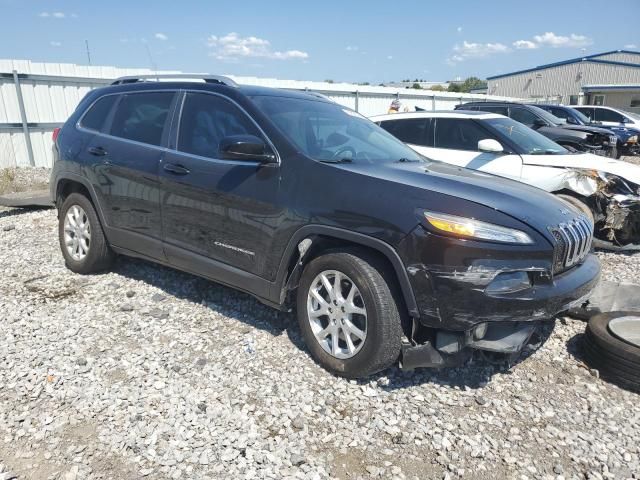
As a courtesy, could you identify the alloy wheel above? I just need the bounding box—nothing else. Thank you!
[63,205,91,261]
[306,270,368,359]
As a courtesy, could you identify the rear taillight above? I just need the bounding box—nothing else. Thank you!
[52,127,61,143]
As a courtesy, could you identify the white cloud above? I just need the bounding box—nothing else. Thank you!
[346,45,359,52]
[155,33,168,41]
[533,32,592,48]
[457,26,462,33]
[387,55,393,60]
[206,32,308,61]
[50,41,62,47]
[447,40,509,64]
[624,44,638,49]
[39,11,67,18]
[513,40,538,50]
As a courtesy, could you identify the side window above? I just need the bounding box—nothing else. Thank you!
[109,92,175,146]
[510,108,539,127]
[379,119,431,146]
[594,108,624,123]
[478,105,508,116]
[434,118,491,151]
[80,95,118,132]
[178,92,263,159]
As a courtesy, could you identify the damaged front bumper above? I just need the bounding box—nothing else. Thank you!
[397,229,600,370]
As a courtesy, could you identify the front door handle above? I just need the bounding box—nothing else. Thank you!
[163,163,190,175]
[88,146,108,156]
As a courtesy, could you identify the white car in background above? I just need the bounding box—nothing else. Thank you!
[372,111,640,249]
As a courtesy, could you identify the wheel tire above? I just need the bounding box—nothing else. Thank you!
[583,312,640,392]
[296,249,403,378]
[556,194,595,224]
[58,192,115,274]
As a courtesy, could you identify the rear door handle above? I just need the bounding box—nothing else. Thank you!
[163,163,190,175]
[88,146,108,156]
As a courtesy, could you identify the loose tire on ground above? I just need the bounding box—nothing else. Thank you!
[556,194,595,225]
[583,311,640,392]
[296,249,403,378]
[58,192,115,274]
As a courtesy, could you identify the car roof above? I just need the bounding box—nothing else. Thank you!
[88,81,334,104]
[370,110,504,121]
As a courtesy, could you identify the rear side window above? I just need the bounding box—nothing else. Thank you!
[109,92,175,146]
[594,108,624,123]
[178,92,263,159]
[80,95,117,132]
[434,118,490,151]
[379,118,433,146]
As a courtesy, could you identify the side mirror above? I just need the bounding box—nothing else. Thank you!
[533,118,547,128]
[219,135,277,163]
[478,139,504,153]
[622,117,632,124]
[566,117,578,125]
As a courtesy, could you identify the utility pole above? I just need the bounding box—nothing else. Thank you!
[85,40,92,65]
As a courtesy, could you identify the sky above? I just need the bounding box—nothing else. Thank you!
[1,0,639,84]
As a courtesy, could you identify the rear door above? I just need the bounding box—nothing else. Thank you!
[426,118,522,179]
[90,90,177,259]
[159,91,281,280]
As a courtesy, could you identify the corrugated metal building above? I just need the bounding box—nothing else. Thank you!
[1,59,522,168]
[486,50,640,109]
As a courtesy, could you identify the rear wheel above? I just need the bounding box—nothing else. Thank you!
[58,193,114,274]
[556,194,595,224]
[296,250,403,378]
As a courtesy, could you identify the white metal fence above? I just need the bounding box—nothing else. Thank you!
[0,59,524,168]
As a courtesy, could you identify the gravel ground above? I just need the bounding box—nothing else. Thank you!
[1,210,639,480]
[0,165,639,480]
[0,168,50,196]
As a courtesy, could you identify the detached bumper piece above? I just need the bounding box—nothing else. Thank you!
[400,322,538,370]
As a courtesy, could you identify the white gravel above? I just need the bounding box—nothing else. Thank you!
[1,164,640,480]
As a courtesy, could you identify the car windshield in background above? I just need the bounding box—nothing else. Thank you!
[531,105,566,125]
[571,108,591,124]
[621,110,640,121]
[250,96,424,164]
[486,117,568,155]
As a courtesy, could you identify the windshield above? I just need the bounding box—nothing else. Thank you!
[250,95,423,163]
[620,109,640,121]
[570,108,591,124]
[530,105,566,125]
[486,117,568,155]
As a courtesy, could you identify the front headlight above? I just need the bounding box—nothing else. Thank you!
[627,135,638,144]
[423,211,534,244]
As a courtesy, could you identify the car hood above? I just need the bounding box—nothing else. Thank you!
[561,124,617,136]
[342,160,582,235]
[521,152,640,185]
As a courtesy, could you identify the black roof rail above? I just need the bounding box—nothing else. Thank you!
[110,74,239,87]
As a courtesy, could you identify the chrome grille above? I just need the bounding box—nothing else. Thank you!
[550,216,593,273]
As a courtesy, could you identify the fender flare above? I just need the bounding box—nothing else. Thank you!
[273,225,419,318]
[52,172,109,227]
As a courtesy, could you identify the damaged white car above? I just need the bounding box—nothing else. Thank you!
[373,111,640,249]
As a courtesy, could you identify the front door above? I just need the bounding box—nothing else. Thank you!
[415,118,523,180]
[159,91,282,280]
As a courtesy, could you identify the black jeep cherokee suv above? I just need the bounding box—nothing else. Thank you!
[50,75,600,378]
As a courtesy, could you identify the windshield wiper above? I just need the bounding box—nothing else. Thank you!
[319,158,353,164]
[529,149,562,155]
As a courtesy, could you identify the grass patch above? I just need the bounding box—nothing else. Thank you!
[0,168,17,195]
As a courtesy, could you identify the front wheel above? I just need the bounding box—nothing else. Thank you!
[296,250,403,378]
